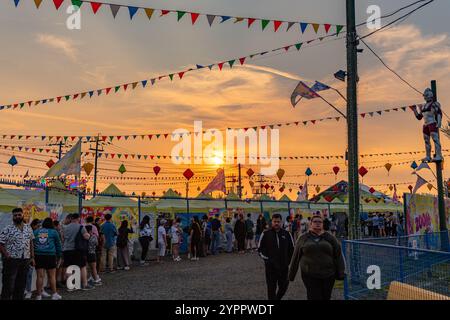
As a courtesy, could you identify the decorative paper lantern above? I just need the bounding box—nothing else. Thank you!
[333,166,340,175]
[118,164,126,174]
[389,185,394,191]
[276,168,285,181]
[279,187,285,193]
[358,166,368,177]
[153,166,161,176]
[315,186,321,193]
[289,188,292,193]
[46,159,55,168]
[427,183,433,191]
[197,186,201,191]
[246,168,254,178]
[305,168,313,177]
[141,192,146,197]
[8,156,18,167]
[325,195,333,202]
[183,169,194,180]
[408,185,413,193]
[384,163,392,175]
[249,181,255,188]
[264,184,270,190]
[369,187,375,194]
[411,161,418,170]
[83,162,94,176]
[152,191,156,196]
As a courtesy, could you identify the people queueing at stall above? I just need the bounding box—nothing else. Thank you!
[1,208,354,300]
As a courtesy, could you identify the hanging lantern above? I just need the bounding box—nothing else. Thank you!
[411,161,418,170]
[197,186,201,191]
[118,164,126,174]
[153,166,161,176]
[289,188,292,193]
[152,191,156,196]
[264,184,270,190]
[389,185,394,191]
[305,167,313,177]
[408,185,413,193]
[249,181,255,188]
[358,166,368,178]
[141,192,146,197]
[246,168,254,178]
[369,187,375,194]
[279,187,285,193]
[46,159,55,168]
[333,166,340,175]
[8,156,18,167]
[276,168,285,181]
[183,169,194,180]
[384,163,392,175]
[427,183,433,191]
[83,162,94,176]
[315,186,321,193]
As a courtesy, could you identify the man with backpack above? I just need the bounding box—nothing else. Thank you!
[61,213,93,291]
[244,214,255,251]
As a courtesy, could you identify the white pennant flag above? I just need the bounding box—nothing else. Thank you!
[415,162,431,172]
[296,181,308,201]
[412,174,427,194]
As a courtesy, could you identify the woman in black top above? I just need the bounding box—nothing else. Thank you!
[289,215,345,300]
[234,214,247,253]
[190,216,202,261]
[116,220,133,270]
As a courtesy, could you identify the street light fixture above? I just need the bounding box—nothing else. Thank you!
[334,70,347,82]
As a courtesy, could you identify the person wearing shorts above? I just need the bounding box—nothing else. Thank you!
[157,220,167,263]
[33,217,62,300]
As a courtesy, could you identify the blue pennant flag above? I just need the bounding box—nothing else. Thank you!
[89,91,94,97]
[142,80,148,88]
[196,64,205,69]
[128,6,139,20]
[300,23,308,34]
[220,16,231,23]
[311,81,331,92]
[14,0,20,7]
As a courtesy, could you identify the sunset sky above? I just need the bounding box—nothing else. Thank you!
[0,0,449,198]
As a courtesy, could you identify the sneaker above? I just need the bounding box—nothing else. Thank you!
[24,291,32,299]
[93,278,102,286]
[41,290,51,298]
[51,293,62,300]
[35,295,42,300]
[187,253,191,259]
[81,284,95,291]
[124,266,130,271]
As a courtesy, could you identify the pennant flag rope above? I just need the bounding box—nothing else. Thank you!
[0,31,346,112]
[11,0,343,35]
[0,103,424,142]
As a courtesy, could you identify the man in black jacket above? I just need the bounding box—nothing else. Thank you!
[257,213,294,300]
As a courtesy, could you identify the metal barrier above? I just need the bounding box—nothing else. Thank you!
[343,239,450,300]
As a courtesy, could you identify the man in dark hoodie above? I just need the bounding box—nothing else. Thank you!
[258,213,294,300]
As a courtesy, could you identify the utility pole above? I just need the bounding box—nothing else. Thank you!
[346,0,360,240]
[92,134,100,197]
[431,80,449,251]
[237,163,242,199]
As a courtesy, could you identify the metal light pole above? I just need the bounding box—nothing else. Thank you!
[346,0,360,240]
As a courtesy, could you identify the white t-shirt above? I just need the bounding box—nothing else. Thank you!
[139,224,152,238]
[171,225,179,244]
[158,226,166,244]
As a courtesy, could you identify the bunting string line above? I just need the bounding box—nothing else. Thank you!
[11,0,344,34]
[0,104,423,141]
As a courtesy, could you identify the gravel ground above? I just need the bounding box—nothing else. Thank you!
[63,251,343,300]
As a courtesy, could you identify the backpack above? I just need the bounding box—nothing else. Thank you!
[75,225,89,253]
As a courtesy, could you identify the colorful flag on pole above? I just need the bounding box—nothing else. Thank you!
[201,168,226,194]
[44,140,81,177]
[415,162,431,172]
[311,81,331,92]
[290,81,320,107]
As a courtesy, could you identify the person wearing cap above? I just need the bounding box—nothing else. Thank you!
[289,215,345,300]
[157,219,167,263]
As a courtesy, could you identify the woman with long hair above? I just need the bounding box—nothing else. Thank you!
[116,220,133,270]
[33,218,62,300]
[190,216,202,261]
[138,215,153,266]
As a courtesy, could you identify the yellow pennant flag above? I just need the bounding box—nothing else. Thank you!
[34,0,43,9]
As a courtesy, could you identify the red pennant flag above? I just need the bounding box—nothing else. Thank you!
[73,94,79,99]
[57,97,62,103]
[274,21,282,32]
[191,13,200,25]
[178,72,185,79]
[324,24,331,33]
[53,0,64,10]
[90,2,102,14]
[248,18,256,28]
[123,84,128,91]
[161,10,170,16]
[164,134,169,139]
[239,57,246,65]
[218,62,224,70]
[148,135,153,140]
[361,113,366,118]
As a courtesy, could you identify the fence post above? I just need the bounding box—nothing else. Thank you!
[45,186,49,206]
[342,240,349,300]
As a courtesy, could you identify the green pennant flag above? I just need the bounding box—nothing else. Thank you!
[118,154,122,159]
[109,136,114,141]
[65,95,70,101]
[71,0,82,8]
[177,11,186,21]
[64,136,68,142]
[261,19,270,31]
[228,60,235,68]
[295,43,303,50]
[115,86,120,92]
[20,103,24,108]
[156,134,161,139]
[39,149,43,153]
[169,74,174,81]
[157,156,161,159]
[336,25,344,36]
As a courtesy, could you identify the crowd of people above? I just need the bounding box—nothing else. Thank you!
[361,212,404,237]
[0,208,370,301]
